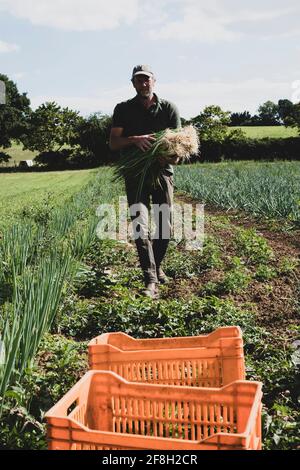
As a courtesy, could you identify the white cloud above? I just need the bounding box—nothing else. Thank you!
[148,0,299,43]
[0,0,298,40]
[31,78,294,119]
[31,84,133,116]
[148,1,239,43]
[157,78,294,116]
[0,39,19,53]
[0,0,139,31]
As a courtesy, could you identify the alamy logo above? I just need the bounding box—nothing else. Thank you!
[96,197,205,251]
[0,80,5,105]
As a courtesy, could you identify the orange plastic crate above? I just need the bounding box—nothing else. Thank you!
[45,371,262,450]
[88,327,245,387]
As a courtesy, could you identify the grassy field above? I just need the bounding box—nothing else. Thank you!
[230,126,299,139]
[0,169,97,227]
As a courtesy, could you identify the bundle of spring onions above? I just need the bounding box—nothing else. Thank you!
[113,125,200,201]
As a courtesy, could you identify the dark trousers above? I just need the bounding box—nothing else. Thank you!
[125,173,174,284]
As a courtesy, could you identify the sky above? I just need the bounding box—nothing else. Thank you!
[0,0,300,119]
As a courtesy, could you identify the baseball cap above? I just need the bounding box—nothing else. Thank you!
[131,64,154,80]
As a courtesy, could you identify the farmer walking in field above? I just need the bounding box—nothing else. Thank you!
[109,65,181,299]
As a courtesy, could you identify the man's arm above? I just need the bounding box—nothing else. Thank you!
[109,127,135,151]
[109,127,156,152]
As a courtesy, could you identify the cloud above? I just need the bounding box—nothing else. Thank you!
[0,0,139,31]
[157,78,294,116]
[148,1,240,43]
[147,0,299,43]
[0,39,19,53]
[31,78,294,119]
[1,0,298,41]
[30,84,133,116]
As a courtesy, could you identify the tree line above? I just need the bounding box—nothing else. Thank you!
[1,74,300,168]
[229,100,300,127]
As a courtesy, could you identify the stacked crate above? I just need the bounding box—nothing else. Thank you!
[45,327,262,450]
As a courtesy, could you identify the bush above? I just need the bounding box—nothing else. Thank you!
[34,150,71,169]
[196,137,300,162]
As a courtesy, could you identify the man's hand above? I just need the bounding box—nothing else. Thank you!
[133,134,156,152]
[157,155,180,167]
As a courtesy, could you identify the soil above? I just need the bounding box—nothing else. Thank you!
[172,192,300,339]
[108,191,299,341]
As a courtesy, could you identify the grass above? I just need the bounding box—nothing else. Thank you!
[0,169,97,227]
[0,168,123,421]
[230,126,299,139]
[0,142,37,166]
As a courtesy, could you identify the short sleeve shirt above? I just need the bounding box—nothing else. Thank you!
[112,94,181,175]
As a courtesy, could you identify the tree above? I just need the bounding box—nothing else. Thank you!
[0,151,10,164]
[250,114,263,126]
[257,101,280,126]
[283,102,300,132]
[71,112,112,164]
[277,99,300,130]
[22,102,83,152]
[0,74,31,148]
[230,111,252,126]
[191,105,231,142]
[277,99,295,124]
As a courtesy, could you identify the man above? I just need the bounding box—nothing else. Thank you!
[109,65,181,299]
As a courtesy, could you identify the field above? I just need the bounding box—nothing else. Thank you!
[230,126,299,139]
[175,161,300,224]
[0,163,299,450]
[0,169,97,227]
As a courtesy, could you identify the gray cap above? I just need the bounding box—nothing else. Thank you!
[131,64,154,79]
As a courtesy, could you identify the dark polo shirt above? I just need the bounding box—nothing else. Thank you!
[112,93,181,175]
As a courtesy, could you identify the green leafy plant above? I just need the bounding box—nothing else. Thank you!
[263,401,300,450]
[234,228,274,264]
[201,257,251,295]
[162,244,197,279]
[196,236,223,271]
[0,252,71,411]
[0,334,87,450]
[220,257,251,293]
[277,256,299,275]
[255,264,277,281]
